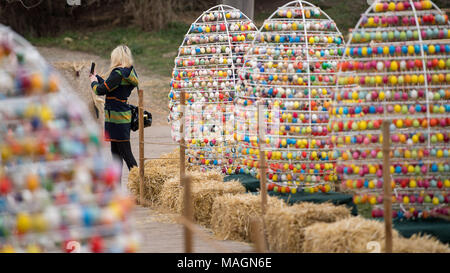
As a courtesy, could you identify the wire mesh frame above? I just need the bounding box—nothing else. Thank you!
[168,4,257,172]
[330,0,450,217]
[235,0,344,189]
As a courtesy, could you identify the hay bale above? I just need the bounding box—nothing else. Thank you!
[302,216,400,253]
[188,180,245,227]
[127,149,185,205]
[393,234,450,253]
[157,169,229,217]
[158,176,183,211]
[211,193,286,242]
[265,202,351,253]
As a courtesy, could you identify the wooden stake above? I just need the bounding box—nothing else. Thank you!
[382,120,393,253]
[138,89,145,206]
[183,175,193,253]
[257,103,267,215]
[180,87,186,186]
[250,217,267,253]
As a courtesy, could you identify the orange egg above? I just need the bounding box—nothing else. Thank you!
[27,174,40,191]
[48,75,59,92]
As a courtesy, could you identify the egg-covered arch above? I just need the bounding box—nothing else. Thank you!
[168,5,257,173]
[330,0,450,219]
[235,0,344,194]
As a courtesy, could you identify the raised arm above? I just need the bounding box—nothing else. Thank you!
[91,70,121,96]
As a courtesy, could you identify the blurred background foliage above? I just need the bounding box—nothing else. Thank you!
[1,0,449,77]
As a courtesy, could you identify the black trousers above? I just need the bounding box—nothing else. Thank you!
[111,141,138,171]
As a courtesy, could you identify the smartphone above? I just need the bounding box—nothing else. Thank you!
[90,62,96,75]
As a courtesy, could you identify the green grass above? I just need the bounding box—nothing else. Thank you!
[28,22,189,77]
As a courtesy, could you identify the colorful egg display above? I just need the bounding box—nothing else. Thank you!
[236,1,344,193]
[0,25,139,252]
[168,5,256,173]
[331,0,450,219]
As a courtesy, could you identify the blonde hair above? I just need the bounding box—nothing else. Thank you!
[109,45,133,73]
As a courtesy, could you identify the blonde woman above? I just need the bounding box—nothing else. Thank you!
[89,45,139,172]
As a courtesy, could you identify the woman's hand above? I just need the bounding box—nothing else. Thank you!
[89,73,97,83]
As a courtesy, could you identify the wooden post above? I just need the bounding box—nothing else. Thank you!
[138,89,145,206]
[257,103,267,214]
[180,88,186,186]
[250,217,267,253]
[183,176,193,253]
[382,121,393,253]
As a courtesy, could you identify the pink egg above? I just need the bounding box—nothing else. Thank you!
[402,16,409,25]
[377,180,383,188]
[414,1,422,10]
[376,169,383,177]
[377,195,383,203]
[421,165,428,174]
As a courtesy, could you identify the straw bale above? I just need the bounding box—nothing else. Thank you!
[393,234,450,253]
[210,193,286,242]
[302,216,400,253]
[265,202,351,252]
[127,148,199,205]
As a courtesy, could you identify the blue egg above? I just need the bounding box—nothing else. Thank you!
[355,106,362,114]
[351,136,357,143]
[401,46,408,54]
[435,44,441,53]
[82,207,95,226]
[415,104,422,112]
[364,180,369,188]
[445,44,450,53]
[431,164,438,172]
[397,211,404,219]
[377,47,383,54]
[414,44,420,54]
[395,166,402,173]
[423,44,428,53]
[369,106,376,113]
[367,47,373,55]
[389,45,395,55]
[343,107,349,115]
[357,47,362,56]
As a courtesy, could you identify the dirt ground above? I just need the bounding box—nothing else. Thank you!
[38,47,253,253]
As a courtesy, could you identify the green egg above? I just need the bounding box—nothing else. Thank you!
[375,32,382,41]
[400,31,407,40]
[388,31,394,40]
[401,105,408,114]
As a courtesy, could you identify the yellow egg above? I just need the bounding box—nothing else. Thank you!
[17,213,32,234]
